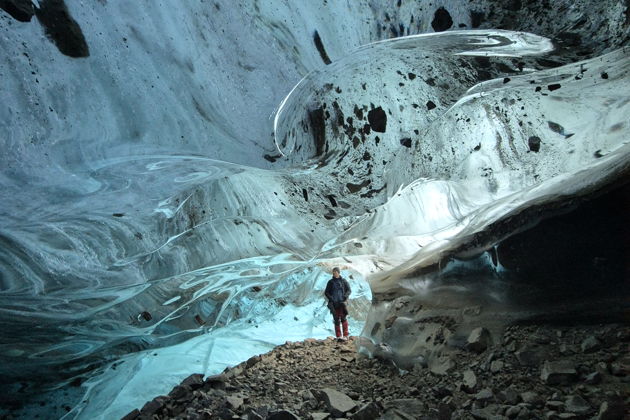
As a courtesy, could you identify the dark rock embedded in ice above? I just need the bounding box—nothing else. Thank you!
[431,7,453,32]
[367,106,387,133]
[35,0,89,57]
[0,0,34,21]
[528,135,541,152]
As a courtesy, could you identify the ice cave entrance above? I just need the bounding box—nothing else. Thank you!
[66,266,372,419]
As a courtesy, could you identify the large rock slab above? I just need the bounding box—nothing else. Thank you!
[467,328,492,353]
[541,360,578,385]
[313,388,357,417]
[351,402,381,420]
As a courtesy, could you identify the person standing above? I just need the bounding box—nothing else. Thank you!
[325,267,351,340]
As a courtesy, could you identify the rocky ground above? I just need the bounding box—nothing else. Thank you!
[122,323,629,420]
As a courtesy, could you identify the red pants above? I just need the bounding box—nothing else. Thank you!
[333,305,349,338]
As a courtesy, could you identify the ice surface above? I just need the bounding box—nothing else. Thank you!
[0,0,629,418]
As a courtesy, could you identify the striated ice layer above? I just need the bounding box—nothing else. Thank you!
[0,0,629,418]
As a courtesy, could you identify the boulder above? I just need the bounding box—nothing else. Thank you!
[467,328,492,353]
[120,409,140,420]
[437,401,455,420]
[313,388,357,417]
[226,395,244,411]
[520,391,543,407]
[505,406,521,419]
[498,388,520,405]
[564,395,590,415]
[247,409,265,420]
[205,374,227,390]
[490,360,504,373]
[545,400,564,410]
[0,0,35,22]
[475,388,494,404]
[268,410,300,420]
[429,355,455,375]
[351,402,381,420]
[597,397,626,420]
[310,413,329,420]
[462,369,478,393]
[140,396,166,416]
[516,345,549,367]
[541,360,578,385]
[168,385,193,403]
[584,371,602,384]
[471,405,503,420]
[181,373,205,389]
[580,336,601,353]
[609,355,629,376]
[383,399,426,416]
[381,408,416,420]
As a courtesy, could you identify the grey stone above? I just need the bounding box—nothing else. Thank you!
[520,391,543,407]
[581,336,601,353]
[564,395,590,414]
[546,400,564,410]
[429,355,455,375]
[505,406,521,418]
[226,395,244,410]
[498,387,520,405]
[351,402,381,420]
[541,360,578,385]
[470,405,502,420]
[609,355,629,376]
[381,408,416,420]
[516,406,531,420]
[475,388,494,403]
[205,373,227,389]
[490,360,504,373]
[168,385,193,402]
[462,369,478,393]
[467,328,492,353]
[584,371,602,384]
[597,397,626,420]
[247,409,265,420]
[310,413,330,420]
[383,399,426,415]
[313,388,357,417]
[120,409,140,420]
[268,410,300,420]
[437,402,454,420]
[516,345,549,367]
[181,373,205,389]
[140,396,166,416]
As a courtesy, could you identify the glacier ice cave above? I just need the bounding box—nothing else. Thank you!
[0,0,629,418]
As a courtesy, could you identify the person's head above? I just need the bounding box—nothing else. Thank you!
[332,267,340,278]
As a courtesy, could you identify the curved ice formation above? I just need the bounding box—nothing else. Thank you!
[1,0,629,418]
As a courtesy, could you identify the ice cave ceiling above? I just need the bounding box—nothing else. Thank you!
[0,0,629,418]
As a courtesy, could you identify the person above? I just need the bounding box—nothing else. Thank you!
[324,267,351,340]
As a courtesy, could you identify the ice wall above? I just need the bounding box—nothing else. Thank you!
[0,0,629,418]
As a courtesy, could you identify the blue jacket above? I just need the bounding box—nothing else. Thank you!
[325,276,351,303]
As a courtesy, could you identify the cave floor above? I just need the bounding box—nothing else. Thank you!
[122,322,629,420]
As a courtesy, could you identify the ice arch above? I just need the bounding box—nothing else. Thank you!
[0,0,629,418]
